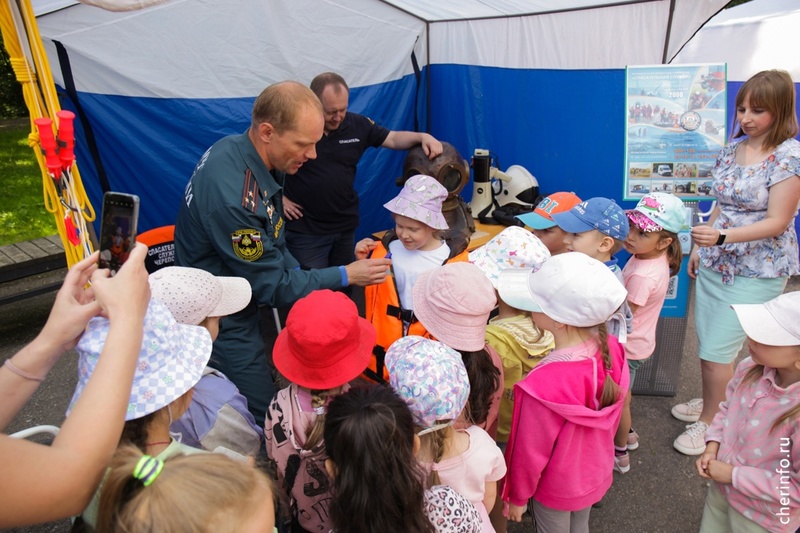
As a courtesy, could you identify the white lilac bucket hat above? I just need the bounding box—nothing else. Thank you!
[386,336,470,435]
[383,174,449,230]
[67,298,213,420]
[149,266,252,325]
[469,226,550,288]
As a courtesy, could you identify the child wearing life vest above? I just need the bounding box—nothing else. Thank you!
[387,336,506,532]
[358,174,468,382]
[265,289,375,533]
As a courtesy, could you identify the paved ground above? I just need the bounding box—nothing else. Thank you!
[2,278,797,533]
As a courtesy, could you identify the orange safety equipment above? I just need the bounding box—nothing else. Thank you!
[363,230,469,383]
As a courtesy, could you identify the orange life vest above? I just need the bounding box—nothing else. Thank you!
[363,231,469,383]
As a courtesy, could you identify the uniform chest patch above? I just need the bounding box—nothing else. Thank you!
[231,229,263,261]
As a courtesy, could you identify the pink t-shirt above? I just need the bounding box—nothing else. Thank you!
[622,253,670,360]
[422,426,507,532]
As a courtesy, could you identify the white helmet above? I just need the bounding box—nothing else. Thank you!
[492,165,539,209]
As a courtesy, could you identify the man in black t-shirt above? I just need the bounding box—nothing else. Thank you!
[283,72,443,269]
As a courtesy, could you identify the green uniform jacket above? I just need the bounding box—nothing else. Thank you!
[175,131,343,425]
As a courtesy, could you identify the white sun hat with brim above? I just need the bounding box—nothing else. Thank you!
[731,292,800,347]
[66,298,213,421]
[497,252,627,328]
[469,226,550,289]
[149,266,252,325]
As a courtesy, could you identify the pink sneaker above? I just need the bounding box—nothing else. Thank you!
[671,398,703,422]
[673,421,709,456]
[627,428,639,451]
[613,452,630,474]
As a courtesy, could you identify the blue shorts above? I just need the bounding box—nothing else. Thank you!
[695,267,787,364]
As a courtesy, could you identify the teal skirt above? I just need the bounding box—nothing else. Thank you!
[695,267,787,363]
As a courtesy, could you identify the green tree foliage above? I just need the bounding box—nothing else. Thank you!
[0,44,28,119]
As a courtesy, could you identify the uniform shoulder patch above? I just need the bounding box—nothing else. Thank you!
[231,229,263,261]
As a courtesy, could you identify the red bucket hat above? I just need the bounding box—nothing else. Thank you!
[273,290,376,390]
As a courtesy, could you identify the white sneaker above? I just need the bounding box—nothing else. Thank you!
[673,421,709,456]
[671,398,703,422]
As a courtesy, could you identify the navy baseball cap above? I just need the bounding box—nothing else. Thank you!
[551,197,629,241]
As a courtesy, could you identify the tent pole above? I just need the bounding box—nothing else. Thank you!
[425,21,431,134]
[661,0,677,63]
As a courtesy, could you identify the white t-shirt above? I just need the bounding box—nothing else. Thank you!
[388,239,450,309]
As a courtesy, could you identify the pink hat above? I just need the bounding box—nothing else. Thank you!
[469,226,550,288]
[411,262,496,351]
[273,290,376,389]
[149,266,252,325]
[384,174,449,230]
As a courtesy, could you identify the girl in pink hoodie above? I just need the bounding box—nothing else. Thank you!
[497,253,630,532]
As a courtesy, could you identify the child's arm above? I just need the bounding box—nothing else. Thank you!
[628,301,640,314]
[354,238,377,260]
[508,502,527,522]
[483,480,497,516]
[696,441,720,478]
[718,429,800,507]
[705,459,734,484]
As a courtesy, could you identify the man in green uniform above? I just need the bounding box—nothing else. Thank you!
[174,81,390,425]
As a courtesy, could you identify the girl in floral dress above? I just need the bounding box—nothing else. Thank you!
[672,69,800,455]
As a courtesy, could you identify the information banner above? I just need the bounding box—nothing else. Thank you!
[624,64,727,201]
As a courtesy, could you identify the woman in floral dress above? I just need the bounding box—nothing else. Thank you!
[672,70,800,456]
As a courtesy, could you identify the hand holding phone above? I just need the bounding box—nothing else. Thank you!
[98,192,140,275]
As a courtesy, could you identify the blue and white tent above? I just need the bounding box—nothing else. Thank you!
[30,0,730,236]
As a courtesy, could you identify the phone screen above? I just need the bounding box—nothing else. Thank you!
[98,192,140,274]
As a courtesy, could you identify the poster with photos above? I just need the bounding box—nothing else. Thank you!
[624,63,726,201]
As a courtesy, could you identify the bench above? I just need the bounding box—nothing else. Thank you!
[0,235,67,306]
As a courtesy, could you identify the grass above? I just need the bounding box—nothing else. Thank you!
[0,120,58,245]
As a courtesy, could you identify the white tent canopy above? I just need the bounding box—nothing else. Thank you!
[672,0,800,82]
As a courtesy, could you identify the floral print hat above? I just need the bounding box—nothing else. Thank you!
[67,298,212,421]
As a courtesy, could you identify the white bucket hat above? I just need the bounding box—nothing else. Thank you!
[149,266,252,325]
[469,226,550,288]
[67,298,213,421]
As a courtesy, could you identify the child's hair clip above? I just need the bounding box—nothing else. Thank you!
[133,455,165,487]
